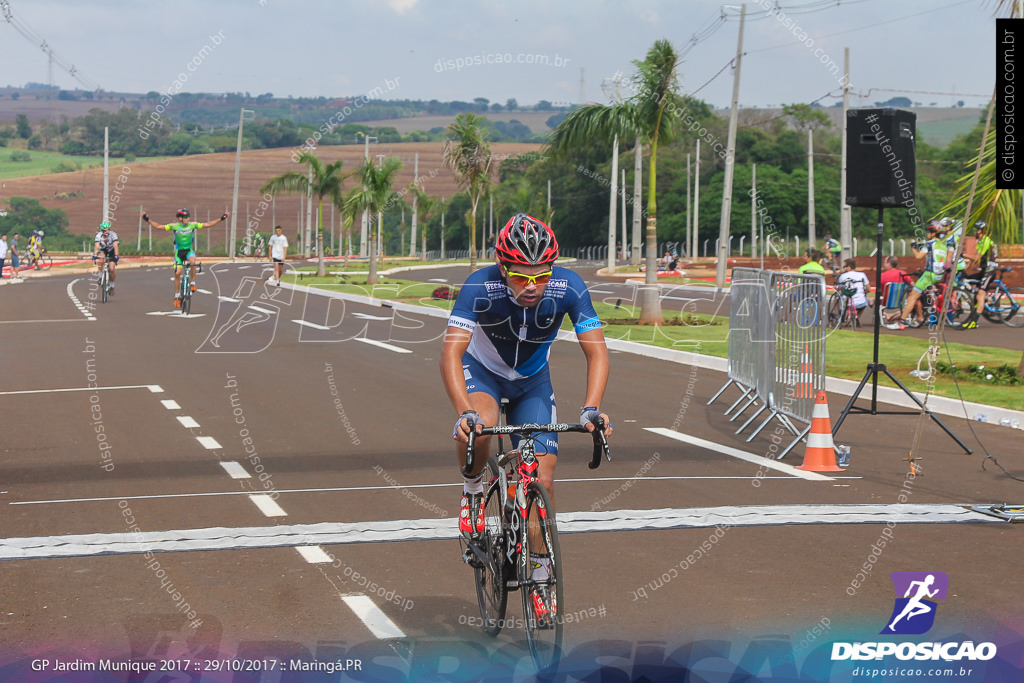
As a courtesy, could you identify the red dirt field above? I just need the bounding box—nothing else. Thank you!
[0,142,544,247]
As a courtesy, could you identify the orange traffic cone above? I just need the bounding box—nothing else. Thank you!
[796,390,843,472]
[795,344,814,399]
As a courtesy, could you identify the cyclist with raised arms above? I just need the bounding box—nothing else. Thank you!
[440,212,613,620]
[93,222,119,294]
[142,208,229,308]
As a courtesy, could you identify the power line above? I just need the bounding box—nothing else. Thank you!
[1,0,100,91]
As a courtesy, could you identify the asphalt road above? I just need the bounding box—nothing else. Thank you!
[1,261,1022,682]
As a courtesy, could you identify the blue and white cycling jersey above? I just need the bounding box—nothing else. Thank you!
[447,264,602,381]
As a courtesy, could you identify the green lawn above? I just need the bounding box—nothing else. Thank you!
[0,150,165,180]
[294,276,1024,411]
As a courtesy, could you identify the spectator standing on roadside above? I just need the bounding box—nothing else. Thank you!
[798,248,825,275]
[9,234,20,279]
[0,234,7,279]
[268,225,288,286]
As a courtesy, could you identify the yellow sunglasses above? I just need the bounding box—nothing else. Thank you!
[504,267,553,286]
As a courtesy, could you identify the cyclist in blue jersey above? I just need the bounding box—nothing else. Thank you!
[142,208,229,308]
[441,213,613,612]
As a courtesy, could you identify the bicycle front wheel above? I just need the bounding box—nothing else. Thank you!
[945,287,975,329]
[39,252,52,270]
[101,268,109,303]
[473,457,508,637]
[993,286,1024,327]
[520,482,563,674]
[826,293,847,330]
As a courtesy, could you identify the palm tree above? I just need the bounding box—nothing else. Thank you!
[260,150,344,277]
[344,156,404,285]
[940,127,1021,245]
[443,113,491,270]
[548,39,683,324]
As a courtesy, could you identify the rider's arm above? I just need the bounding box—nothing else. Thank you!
[577,328,613,435]
[141,212,166,230]
[201,213,229,229]
[440,326,474,416]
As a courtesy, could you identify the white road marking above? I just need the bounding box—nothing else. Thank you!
[177,416,200,429]
[0,385,162,396]
[296,546,333,564]
[218,297,241,303]
[646,428,834,481]
[249,494,288,517]
[341,594,406,639]
[148,385,164,393]
[196,436,221,450]
[0,318,92,324]
[161,400,181,410]
[248,305,276,315]
[219,462,251,479]
[351,312,392,320]
[292,320,331,330]
[0,505,995,560]
[355,338,412,354]
[197,288,213,295]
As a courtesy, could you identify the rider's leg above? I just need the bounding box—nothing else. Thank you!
[188,254,197,285]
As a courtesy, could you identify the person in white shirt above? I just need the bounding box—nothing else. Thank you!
[0,234,8,279]
[268,225,288,286]
[837,258,871,325]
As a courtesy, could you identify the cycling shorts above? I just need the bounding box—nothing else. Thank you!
[462,353,559,456]
[97,249,118,263]
[174,248,195,266]
[913,270,942,293]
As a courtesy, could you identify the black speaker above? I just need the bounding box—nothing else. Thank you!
[845,108,916,208]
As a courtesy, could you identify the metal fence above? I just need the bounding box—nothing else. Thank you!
[709,268,826,460]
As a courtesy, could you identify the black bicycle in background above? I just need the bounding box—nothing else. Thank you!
[461,400,611,674]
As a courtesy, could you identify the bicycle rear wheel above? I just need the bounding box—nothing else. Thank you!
[473,457,508,636]
[521,482,563,674]
[993,286,1024,327]
[826,293,843,329]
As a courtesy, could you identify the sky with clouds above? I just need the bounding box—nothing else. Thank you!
[0,0,999,109]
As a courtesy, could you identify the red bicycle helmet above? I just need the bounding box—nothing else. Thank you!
[495,213,558,266]
[176,208,191,220]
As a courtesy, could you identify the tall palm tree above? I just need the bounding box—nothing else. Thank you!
[549,39,683,324]
[260,150,344,277]
[443,113,491,270]
[344,156,404,285]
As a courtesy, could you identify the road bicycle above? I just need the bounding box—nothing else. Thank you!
[827,279,861,330]
[178,261,201,315]
[96,255,113,303]
[461,400,611,674]
[26,247,52,270]
[959,267,1024,328]
[884,270,973,330]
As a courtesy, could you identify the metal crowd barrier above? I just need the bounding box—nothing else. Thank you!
[709,268,827,460]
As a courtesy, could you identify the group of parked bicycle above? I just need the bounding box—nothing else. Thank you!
[799,220,1021,331]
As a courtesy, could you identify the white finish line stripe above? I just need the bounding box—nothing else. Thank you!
[161,400,181,410]
[249,494,288,517]
[219,462,251,479]
[292,319,330,330]
[646,427,834,481]
[296,546,333,564]
[355,338,412,354]
[177,416,200,429]
[0,505,995,561]
[342,594,406,639]
[196,436,221,450]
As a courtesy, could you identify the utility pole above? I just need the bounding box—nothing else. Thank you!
[230,108,254,260]
[808,128,816,249]
[840,47,852,262]
[716,3,745,287]
[686,152,692,258]
[632,138,642,265]
[410,153,419,258]
[750,163,757,259]
[693,138,701,259]
[607,74,621,273]
[621,168,627,261]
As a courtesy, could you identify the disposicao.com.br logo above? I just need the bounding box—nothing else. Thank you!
[831,571,998,663]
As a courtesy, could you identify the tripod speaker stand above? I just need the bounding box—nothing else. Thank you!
[832,108,970,454]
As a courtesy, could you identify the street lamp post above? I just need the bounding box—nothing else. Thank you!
[229,108,255,259]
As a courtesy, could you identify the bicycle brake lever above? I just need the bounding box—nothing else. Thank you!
[462,417,477,478]
[588,417,611,470]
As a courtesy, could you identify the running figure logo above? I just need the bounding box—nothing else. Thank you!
[881,571,949,635]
